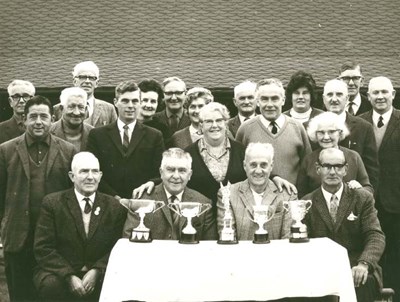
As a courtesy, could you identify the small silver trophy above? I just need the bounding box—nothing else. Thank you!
[283,199,312,243]
[218,182,238,244]
[120,199,165,243]
[252,204,275,244]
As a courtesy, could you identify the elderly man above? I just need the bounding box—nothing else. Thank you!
[33,152,125,301]
[123,148,217,241]
[322,79,379,192]
[359,76,400,300]
[50,87,94,151]
[227,80,258,137]
[54,61,117,127]
[338,61,371,116]
[303,148,385,302]
[0,80,35,144]
[217,143,293,240]
[236,78,311,184]
[0,96,76,301]
[87,80,165,199]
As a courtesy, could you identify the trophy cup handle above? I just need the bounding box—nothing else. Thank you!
[283,201,290,212]
[305,200,312,211]
[167,203,181,216]
[197,203,212,216]
[266,209,275,222]
[153,201,165,213]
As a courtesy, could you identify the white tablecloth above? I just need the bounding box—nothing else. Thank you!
[100,237,356,302]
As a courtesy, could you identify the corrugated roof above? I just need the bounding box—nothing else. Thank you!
[1,0,399,88]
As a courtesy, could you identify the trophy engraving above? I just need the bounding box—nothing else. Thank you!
[120,199,165,243]
[283,199,312,243]
[252,204,275,244]
[218,182,238,244]
[168,202,212,244]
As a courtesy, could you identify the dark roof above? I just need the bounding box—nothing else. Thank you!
[1,0,399,88]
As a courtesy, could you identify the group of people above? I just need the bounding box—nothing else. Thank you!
[0,59,398,302]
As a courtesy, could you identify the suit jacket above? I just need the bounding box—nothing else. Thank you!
[303,184,385,288]
[338,113,379,192]
[54,98,117,128]
[227,115,241,138]
[123,184,217,240]
[170,126,193,149]
[0,134,76,252]
[86,121,165,198]
[153,109,191,137]
[354,93,372,116]
[50,119,94,151]
[0,116,24,145]
[217,179,293,240]
[360,109,400,213]
[33,189,126,284]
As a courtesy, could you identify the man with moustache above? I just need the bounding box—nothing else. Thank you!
[50,87,94,151]
[0,80,35,144]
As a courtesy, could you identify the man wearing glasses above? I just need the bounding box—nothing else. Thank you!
[338,62,371,116]
[54,61,117,127]
[303,148,385,302]
[0,80,35,144]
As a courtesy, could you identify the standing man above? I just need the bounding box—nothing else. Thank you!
[34,152,126,301]
[0,96,76,301]
[86,80,165,199]
[50,87,94,151]
[322,79,379,192]
[227,80,258,137]
[236,78,311,184]
[304,148,385,302]
[338,62,371,116]
[359,76,400,300]
[0,80,35,144]
[54,61,117,127]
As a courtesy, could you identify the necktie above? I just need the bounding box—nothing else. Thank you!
[347,102,355,115]
[270,122,278,135]
[123,124,130,152]
[329,194,338,223]
[244,117,250,122]
[377,116,384,128]
[170,115,179,133]
[83,197,92,214]
[170,195,180,226]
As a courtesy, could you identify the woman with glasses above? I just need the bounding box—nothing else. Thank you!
[296,111,373,198]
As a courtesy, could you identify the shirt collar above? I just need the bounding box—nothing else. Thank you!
[372,107,393,126]
[25,132,51,147]
[321,183,344,207]
[189,124,200,135]
[260,113,285,128]
[164,187,184,202]
[238,113,256,124]
[74,188,96,205]
[166,108,183,119]
[117,118,136,131]
[199,137,231,152]
[348,93,361,106]
[87,96,95,107]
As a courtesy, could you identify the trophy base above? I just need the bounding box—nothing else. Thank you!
[130,230,152,243]
[253,233,270,244]
[289,236,309,243]
[217,239,238,244]
[179,233,199,244]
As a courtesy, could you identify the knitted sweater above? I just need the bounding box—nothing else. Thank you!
[236,115,311,184]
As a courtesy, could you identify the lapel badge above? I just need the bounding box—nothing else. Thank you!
[347,211,358,221]
[94,207,101,216]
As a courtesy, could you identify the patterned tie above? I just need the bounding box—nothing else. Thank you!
[123,124,130,152]
[170,114,179,133]
[83,197,92,214]
[347,102,355,115]
[377,116,384,128]
[330,194,339,223]
[270,121,278,134]
[170,195,180,227]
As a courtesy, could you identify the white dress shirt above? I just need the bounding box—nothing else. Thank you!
[117,118,136,144]
[74,189,96,236]
[321,184,344,210]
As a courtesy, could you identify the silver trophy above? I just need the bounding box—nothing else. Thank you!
[218,182,238,244]
[168,202,212,244]
[120,199,165,243]
[283,199,312,243]
[252,204,275,243]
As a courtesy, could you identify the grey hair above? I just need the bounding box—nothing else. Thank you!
[72,61,100,78]
[234,80,257,99]
[7,80,35,96]
[59,87,88,106]
[256,78,285,98]
[199,102,230,121]
[307,111,350,143]
[161,148,192,170]
[71,152,100,172]
[245,142,274,163]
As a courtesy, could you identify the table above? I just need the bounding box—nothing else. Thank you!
[100,238,356,302]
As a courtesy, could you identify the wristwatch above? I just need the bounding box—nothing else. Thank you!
[359,260,370,270]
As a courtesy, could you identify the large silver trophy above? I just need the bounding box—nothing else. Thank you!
[218,182,238,244]
[120,199,165,243]
[283,199,312,243]
[252,204,275,244]
[168,202,212,244]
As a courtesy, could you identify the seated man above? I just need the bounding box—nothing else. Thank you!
[33,152,126,301]
[123,148,217,241]
[303,148,385,302]
[217,142,294,240]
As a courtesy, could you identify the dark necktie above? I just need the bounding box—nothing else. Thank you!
[244,117,250,122]
[83,197,92,214]
[170,195,180,226]
[347,102,355,115]
[329,195,338,223]
[123,124,130,152]
[170,115,179,133]
[270,122,278,135]
[377,116,384,128]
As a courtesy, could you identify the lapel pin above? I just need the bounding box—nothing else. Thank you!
[94,207,101,216]
[347,211,358,221]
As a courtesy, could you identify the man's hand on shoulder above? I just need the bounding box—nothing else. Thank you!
[132,181,155,198]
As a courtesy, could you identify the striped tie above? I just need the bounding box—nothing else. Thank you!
[123,124,130,152]
[330,194,339,223]
[83,197,92,214]
[270,121,278,134]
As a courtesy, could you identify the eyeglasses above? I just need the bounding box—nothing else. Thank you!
[164,91,185,97]
[10,94,32,102]
[66,104,86,112]
[316,129,340,136]
[202,118,225,127]
[318,162,347,172]
[339,76,362,83]
[75,75,98,81]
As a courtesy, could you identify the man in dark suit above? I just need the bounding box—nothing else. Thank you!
[34,152,126,301]
[323,79,379,192]
[54,61,117,127]
[0,80,35,144]
[359,76,400,301]
[227,80,258,137]
[0,96,76,301]
[50,87,94,151]
[338,61,371,116]
[86,80,165,199]
[304,148,385,302]
[123,148,217,241]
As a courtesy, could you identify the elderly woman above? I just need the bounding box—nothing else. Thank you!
[170,87,213,149]
[296,111,373,198]
[284,71,324,124]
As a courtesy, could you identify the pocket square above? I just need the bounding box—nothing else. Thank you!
[347,211,358,221]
